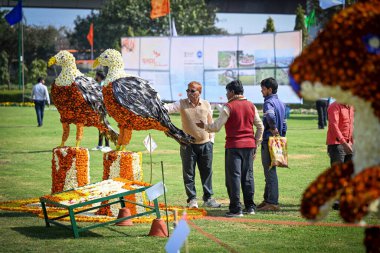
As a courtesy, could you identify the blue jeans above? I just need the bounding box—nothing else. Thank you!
[34,100,45,126]
[180,142,213,202]
[261,142,279,205]
[225,148,255,213]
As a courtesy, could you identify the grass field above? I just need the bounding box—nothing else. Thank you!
[0,107,374,252]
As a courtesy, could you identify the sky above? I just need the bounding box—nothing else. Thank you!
[0,7,296,34]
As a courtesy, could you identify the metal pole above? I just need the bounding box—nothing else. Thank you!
[168,0,172,36]
[160,161,170,237]
[91,44,94,60]
[149,133,153,184]
[17,21,22,90]
[21,18,25,102]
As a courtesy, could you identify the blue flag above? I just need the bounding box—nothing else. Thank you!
[5,1,23,26]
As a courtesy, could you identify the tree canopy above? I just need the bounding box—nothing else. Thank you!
[0,10,60,85]
[294,4,308,47]
[67,0,226,52]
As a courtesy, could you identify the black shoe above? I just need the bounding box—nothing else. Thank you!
[225,211,243,217]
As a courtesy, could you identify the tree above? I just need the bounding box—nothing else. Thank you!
[0,51,10,87]
[67,0,226,53]
[308,0,356,29]
[262,17,275,33]
[0,11,60,87]
[294,4,308,47]
[23,26,60,68]
[28,59,47,85]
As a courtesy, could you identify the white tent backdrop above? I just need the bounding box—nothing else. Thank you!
[121,31,302,104]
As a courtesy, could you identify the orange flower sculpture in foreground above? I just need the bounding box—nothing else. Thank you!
[51,147,89,194]
[48,50,118,147]
[93,49,195,151]
[289,0,380,249]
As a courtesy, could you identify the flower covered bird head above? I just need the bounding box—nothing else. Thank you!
[48,50,83,86]
[289,0,380,118]
[94,49,128,84]
[48,50,76,68]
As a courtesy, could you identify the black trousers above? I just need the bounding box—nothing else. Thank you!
[97,131,109,147]
[180,142,214,202]
[316,99,328,129]
[328,144,352,165]
[225,148,255,213]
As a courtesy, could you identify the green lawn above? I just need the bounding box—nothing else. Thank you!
[0,107,372,252]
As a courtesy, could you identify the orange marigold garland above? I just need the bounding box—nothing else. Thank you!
[301,161,354,220]
[51,147,90,194]
[340,167,380,223]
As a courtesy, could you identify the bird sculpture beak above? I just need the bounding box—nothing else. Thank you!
[48,56,56,67]
[93,58,100,68]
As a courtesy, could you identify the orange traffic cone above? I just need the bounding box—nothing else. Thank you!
[115,207,133,226]
[148,218,168,237]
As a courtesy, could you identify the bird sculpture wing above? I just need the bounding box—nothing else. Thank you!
[75,76,108,119]
[112,76,170,123]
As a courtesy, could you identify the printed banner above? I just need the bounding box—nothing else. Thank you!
[121,32,302,104]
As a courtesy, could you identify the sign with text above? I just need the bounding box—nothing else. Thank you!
[121,31,302,104]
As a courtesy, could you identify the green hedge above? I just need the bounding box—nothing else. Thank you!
[0,90,28,103]
[0,89,52,103]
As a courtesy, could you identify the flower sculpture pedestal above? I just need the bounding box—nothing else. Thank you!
[96,151,145,216]
[51,147,90,194]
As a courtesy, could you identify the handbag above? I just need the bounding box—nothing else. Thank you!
[268,136,288,168]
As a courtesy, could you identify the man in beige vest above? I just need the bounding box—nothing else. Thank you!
[165,81,221,208]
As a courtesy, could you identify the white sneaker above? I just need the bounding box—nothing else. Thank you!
[188,199,198,208]
[101,146,112,153]
[91,146,102,151]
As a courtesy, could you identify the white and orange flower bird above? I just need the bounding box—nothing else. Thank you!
[93,49,195,151]
[289,0,379,249]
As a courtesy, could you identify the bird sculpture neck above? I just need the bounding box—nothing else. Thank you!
[56,67,84,86]
[104,65,128,85]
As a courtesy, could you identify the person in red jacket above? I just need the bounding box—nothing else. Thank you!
[326,101,354,209]
[196,80,263,217]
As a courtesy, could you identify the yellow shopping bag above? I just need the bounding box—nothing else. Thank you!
[268,136,288,168]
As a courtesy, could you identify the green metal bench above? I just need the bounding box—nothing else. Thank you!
[40,185,160,238]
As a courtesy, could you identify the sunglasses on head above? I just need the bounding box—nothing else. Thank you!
[186,89,197,93]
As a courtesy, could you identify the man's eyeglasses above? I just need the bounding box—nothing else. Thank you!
[186,89,197,93]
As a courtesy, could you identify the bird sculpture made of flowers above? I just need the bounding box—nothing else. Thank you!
[93,49,195,151]
[48,50,118,147]
[289,0,379,250]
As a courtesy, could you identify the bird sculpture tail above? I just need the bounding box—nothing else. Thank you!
[164,123,195,146]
